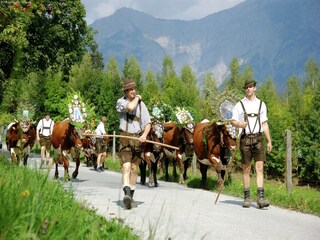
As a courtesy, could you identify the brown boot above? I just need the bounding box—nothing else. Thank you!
[257,188,270,208]
[243,188,251,208]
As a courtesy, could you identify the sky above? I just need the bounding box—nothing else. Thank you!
[81,0,245,24]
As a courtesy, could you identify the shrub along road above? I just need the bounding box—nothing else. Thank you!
[11,150,320,240]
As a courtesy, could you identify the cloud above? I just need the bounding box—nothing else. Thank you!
[82,0,245,24]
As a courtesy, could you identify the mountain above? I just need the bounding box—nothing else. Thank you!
[91,0,320,91]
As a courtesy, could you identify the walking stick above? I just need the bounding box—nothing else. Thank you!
[214,149,236,205]
[83,133,180,151]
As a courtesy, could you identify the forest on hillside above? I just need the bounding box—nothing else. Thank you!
[1,0,319,183]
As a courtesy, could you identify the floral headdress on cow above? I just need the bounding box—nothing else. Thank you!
[16,102,36,122]
[175,107,195,133]
[150,101,174,122]
[175,107,193,124]
[16,102,36,132]
[66,91,96,130]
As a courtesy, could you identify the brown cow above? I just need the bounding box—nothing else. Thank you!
[81,133,97,168]
[161,123,195,181]
[80,131,110,170]
[50,120,82,181]
[161,122,187,184]
[140,120,164,187]
[193,121,236,189]
[6,121,36,166]
[180,123,195,180]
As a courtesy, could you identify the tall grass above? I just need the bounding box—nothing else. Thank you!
[0,154,138,240]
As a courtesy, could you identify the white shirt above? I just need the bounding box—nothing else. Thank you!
[95,121,106,138]
[116,96,151,134]
[37,118,54,137]
[232,96,268,136]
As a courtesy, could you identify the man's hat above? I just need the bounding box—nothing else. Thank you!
[243,77,257,89]
[122,77,136,91]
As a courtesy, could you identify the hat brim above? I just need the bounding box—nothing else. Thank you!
[123,82,136,91]
[243,81,257,89]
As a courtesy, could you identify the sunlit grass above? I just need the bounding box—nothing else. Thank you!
[0,154,138,240]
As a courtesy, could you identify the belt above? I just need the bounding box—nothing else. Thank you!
[243,133,262,138]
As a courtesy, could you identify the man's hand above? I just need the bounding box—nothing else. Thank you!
[136,95,142,101]
[139,134,147,143]
[267,142,272,153]
[238,121,247,128]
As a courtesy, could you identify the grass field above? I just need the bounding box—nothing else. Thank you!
[0,154,138,240]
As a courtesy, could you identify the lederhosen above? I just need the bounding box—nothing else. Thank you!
[118,103,143,165]
[239,100,265,164]
[96,124,107,154]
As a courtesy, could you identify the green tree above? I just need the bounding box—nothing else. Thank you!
[0,0,94,80]
[68,53,103,105]
[122,55,143,93]
[226,56,241,91]
[143,69,161,106]
[180,65,199,107]
[96,56,122,132]
[200,71,218,120]
[43,69,68,120]
[90,42,104,70]
[160,55,182,110]
[297,59,320,181]
[257,78,288,176]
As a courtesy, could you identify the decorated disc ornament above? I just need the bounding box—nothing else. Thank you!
[175,107,193,124]
[66,92,95,130]
[219,100,237,139]
[69,94,86,123]
[219,100,234,120]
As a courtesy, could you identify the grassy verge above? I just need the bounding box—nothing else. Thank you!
[0,154,138,240]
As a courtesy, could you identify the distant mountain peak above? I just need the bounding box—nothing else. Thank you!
[91,0,320,91]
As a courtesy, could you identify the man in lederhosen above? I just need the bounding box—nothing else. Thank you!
[36,112,54,166]
[116,77,151,209]
[231,77,272,209]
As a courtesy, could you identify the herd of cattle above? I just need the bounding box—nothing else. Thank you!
[5,119,236,189]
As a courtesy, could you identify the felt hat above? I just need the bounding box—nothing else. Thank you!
[122,78,136,91]
[243,77,257,89]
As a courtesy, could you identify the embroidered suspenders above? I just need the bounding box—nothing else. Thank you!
[240,100,263,135]
[42,119,52,135]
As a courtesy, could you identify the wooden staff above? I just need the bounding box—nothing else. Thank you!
[83,133,180,151]
[214,148,236,205]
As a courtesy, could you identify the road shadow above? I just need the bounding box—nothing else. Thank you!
[113,200,145,209]
[220,199,243,206]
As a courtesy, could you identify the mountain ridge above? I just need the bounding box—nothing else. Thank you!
[91,0,320,91]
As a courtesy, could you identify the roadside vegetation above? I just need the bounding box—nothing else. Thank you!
[0,154,138,240]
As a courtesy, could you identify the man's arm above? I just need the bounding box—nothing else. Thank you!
[230,120,247,129]
[262,121,272,153]
[139,123,151,143]
[126,95,142,112]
